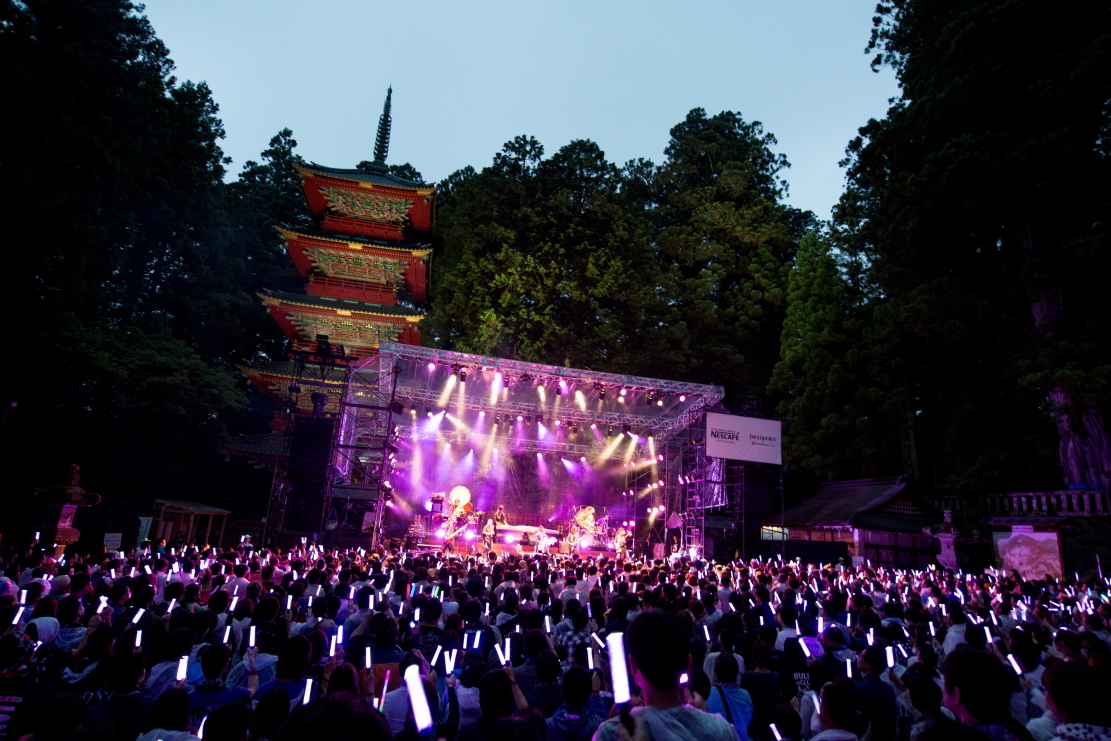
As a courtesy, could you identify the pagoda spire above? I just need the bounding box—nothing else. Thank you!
[369,86,392,172]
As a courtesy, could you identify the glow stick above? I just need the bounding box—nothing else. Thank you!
[168,599,177,612]
[867,628,874,645]
[18,590,26,605]
[415,608,420,623]
[197,716,207,740]
[545,616,552,633]
[1007,654,1023,675]
[818,617,824,633]
[885,646,894,668]
[366,646,372,667]
[592,632,605,648]
[302,678,313,705]
[983,626,992,643]
[845,658,853,677]
[473,631,481,649]
[404,664,434,732]
[330,634,337,656]
[145,565,152,574]
[463,633,469,650]
[223,626,232,643]
[249,626,256,648]
[606,632,631,703]
[494,643,508,666]
[176,656,189,681]
[431,645,442,667]
[704,625,711,641]
[286,596,293,611]
[135,629,143,647]
[11,606,24,625]
[445,649,458,674]
[230,597,239,612]
[588,646,595,670]
[97,595,108,614]
[929,622,936,637]
[772,724,783,741]
[680,672,688,683]
[801,639,811,657]
[132,608,145,624]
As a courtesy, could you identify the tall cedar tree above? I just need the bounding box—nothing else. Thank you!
[842,0,1111,490]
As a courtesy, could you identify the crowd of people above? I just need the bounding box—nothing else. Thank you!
[0,537,1109,741]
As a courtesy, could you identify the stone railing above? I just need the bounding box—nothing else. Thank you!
[929,489,1110,518]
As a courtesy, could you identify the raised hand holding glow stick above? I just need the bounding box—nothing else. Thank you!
[249,626,256,648]
[176,656,189,681]
[404,664,434,732]
[606,632,630,704]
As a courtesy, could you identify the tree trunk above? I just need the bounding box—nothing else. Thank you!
[1019,223,1111,487]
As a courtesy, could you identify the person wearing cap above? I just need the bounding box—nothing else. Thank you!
[48,574,70,598]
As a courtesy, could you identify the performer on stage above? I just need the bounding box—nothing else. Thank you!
[482,518,495,552]
[494,505,508,525]
[615,527,629,559]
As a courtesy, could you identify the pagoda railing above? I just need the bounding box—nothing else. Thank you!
[929,489,1111,518]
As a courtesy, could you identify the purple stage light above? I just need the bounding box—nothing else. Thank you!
[424,500,433,511]
[580,456,587,462]
[435,528,446,537]
[679,394,686,402]
[427,362,436,372]
[464,530,476,540]
[517,415,524,422]
[505,534,516,543]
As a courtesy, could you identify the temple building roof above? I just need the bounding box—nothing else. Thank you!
[296,163,431,192]
[259,289,422,318]
[276,225,432,255]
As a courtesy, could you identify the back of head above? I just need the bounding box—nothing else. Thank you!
[907,675,942,712]
[201,643,231,680]
[627,609,689,692]
[110,652,147,692]
[32,693,87,741]
[714,652,740,684]
[821,681,857,729]
[860,646,887,676]
[536,649,560,683]
[1043,659,1111,726]
[479,669,516,721]
[752,641,773,670]
[276,635,311,680]
[562,665,591,708]
[524,629,548,661]
[252,687,291,739]
[942,648,1013,722]
[150,688,190,732]
[274,696,390,741]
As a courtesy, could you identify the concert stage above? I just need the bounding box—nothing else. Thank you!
[324,342,725,556]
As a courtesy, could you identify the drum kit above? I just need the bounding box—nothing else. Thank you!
[442,486,477,541]
[566,505,616,549]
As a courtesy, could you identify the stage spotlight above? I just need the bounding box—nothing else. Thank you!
[623,424,631,435]
[555,420,562,426]
[590,423,597,429]
[658,479,664,486]
[658,454,664,461]
[427,361,436,372]
[619,387,627,396]
[679,394,686,402]
[658,503,665,509]
[459,370,467,382]
[517,415,524,422]
[580,456,587,462]
[657,396,664,406]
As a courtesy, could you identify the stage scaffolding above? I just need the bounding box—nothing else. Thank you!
[325,342,727,549]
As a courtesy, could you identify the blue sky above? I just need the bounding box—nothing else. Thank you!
[142,1,898,220]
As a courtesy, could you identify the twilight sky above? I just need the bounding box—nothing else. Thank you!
[142,1,898,220]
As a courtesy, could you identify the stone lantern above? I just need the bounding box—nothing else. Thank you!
[34,464,102,557]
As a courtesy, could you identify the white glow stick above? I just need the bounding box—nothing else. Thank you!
[704,625,711,641]
[135,629,143,647]
[473,631,481,649]
[230,597,239,611]
[168,599,177,612]
[885,646,894,668]
[302,677,313,705]
[97,595,108,614]
[11,606,24,625]
[404,664,434,731]
[983,626,992,643]
[286,595,293,611]
[606,632,630,704]
[493,643,508,666]
[18,590,26,605]
[801,639,811,657]
[867,628,874,645]
[1007,654,1023,675]
[365,646,372,667]
[592,632,605,649]
[818,617,824,633]
[330,634,337,656]
[132,608,145,624]
[845,658,853,676]
[197,716,207,740]
[431,645,442,667]
[445,649,458,674]
[929,622,936,637]
[545,616,552,633]
[588,646,595,670]
[176,655,189,681]
[772,724,783,741]
[463,633,469,649]
[249,625,256,647]
[145,565,152,574]
[223,626,232,643]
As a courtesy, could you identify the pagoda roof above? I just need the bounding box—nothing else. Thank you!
[276,226,432,256]
[296,163,432,192]
[260,289,422,319]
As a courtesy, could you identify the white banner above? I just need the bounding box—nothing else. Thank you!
[705,412,782,465]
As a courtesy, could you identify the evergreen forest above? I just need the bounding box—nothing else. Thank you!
[1,0,1108,508]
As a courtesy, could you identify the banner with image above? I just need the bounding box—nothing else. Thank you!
[992,530,1063,580]
[705,412,782,465]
